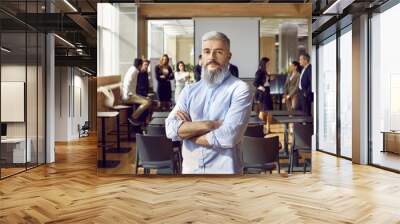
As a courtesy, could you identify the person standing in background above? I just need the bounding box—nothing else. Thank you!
[194,54,202,82]
[174,61,190,102]
[283,61,301,111]
[228,63,239,78]
[298,53,312,115]
[155,54,174,111]
[137,59,150,97]
[253,57,273,134]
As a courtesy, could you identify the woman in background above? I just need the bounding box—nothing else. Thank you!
[283,61,301,111]
[174,61,190,102]
[253,57,273,134]
[155,54,174,111]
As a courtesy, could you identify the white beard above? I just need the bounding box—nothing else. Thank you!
[202,65,229,86]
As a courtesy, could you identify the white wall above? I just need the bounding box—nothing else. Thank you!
[55,67,89,141]
[148,24,164,59]
[194,17,260,78]
[97,3,137,77]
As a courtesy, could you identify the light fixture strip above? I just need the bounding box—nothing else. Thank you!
[78,67,93,76]
[1,47,11,53]
[63,0,78,12]
[54,34,75,48]
[322,0,343,14]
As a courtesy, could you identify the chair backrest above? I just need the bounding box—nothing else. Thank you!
[82,121,90,130]
[146,125,166,136]
[136,134,174,163]
[244,125,264,137]
[99,86,115,108]
[241,136,280,165]
[293,122,313,150]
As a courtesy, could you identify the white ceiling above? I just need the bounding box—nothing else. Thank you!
[149,18,309,37]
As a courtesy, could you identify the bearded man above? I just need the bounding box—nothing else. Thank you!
[165,31,252,174]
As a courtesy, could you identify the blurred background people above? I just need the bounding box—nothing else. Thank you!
[283,61,301,111]
[253,57,273,133]
[174,61,190,102]
[155,54,174,111]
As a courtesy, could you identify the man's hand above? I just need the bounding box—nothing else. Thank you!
[190,135,211,147]
[176,111,191,122]
[210,120,223,129]
[175,109,223,140]
[188,120,223,147]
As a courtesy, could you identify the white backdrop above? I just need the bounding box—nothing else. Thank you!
[1,81,25,122]
[194,17,260,78]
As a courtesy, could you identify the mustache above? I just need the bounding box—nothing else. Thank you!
[206,60,221,66]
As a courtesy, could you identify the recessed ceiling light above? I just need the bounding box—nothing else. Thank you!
[54,34,75,48]
[1,47,11,53]
[78,67,93,76]
[63,0,78,12]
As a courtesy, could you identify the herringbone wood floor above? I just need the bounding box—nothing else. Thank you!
[1,134,400,223]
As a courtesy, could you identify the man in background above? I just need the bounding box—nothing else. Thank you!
[194,54,202,82]
[137,59,150,97]
[228,63,239,78]
[121,58,151,125]
[298,53,312,115]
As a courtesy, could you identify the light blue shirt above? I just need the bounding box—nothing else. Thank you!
[165,72,252,174]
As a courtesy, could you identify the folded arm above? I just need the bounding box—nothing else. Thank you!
[205,84,252,149]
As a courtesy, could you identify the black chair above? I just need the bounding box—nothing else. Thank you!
[241,136,280,174]
[244,124,264,137]
[135,134,179,175]
[146,125,166,136]
[78,121,90,138]
[143,126,182,173]
[291,122,313,173]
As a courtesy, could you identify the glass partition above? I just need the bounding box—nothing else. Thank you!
[370,3,400,171]
[339,27,352,158]
[1,31,28,177]
[317,35,337,154]
[0,2,46,179]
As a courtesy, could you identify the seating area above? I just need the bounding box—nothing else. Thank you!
[96,90,313,175]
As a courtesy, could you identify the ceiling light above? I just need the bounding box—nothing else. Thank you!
[78,67,93,76]
[54,34,75,48]
[323,0,355,15]
[1,47,11,53]
[63,0,78,12]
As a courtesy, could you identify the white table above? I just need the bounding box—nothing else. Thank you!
[1,138,32,163]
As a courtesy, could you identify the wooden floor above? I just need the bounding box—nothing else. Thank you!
[372,150,400,171]
[1,135,400,223]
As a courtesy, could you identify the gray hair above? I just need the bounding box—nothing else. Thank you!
[201,31,230,51]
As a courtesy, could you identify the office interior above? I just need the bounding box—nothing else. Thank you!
[0,0,400,222]
[96,2,312,175]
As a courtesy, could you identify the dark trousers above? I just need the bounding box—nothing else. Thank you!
[299,90,312,116]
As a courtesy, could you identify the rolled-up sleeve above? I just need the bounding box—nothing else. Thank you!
[206,83,252,149]
[165,86,190,141]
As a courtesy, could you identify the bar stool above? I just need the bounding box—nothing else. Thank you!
[97,112,121,168]
[100,87,133,150]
